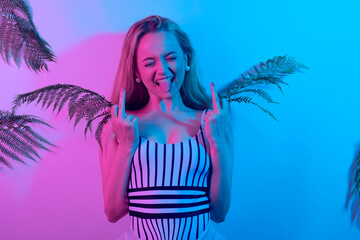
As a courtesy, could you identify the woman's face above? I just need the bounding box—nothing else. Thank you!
[136,31,187,98]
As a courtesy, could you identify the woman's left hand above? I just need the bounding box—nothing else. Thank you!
[203,82,233,157]
[204,82,234,222]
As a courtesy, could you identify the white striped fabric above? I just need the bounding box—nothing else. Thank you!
[127,109,212,239]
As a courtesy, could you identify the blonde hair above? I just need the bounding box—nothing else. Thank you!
[111,15,211,110]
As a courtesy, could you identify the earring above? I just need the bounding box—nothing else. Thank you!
[136,78,141,83]
[185,66,190,72]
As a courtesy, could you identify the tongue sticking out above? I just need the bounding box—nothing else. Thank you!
[158,80,172,92]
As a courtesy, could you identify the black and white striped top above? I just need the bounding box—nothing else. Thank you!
[127,109,212,239]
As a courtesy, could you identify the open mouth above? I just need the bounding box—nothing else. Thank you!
[155,76,174,86]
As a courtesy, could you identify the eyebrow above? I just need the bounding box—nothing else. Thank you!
[142,51,177,62]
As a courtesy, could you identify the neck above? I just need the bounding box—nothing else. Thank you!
[146,91,188,113]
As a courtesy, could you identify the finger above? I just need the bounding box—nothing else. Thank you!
[119,88,126,119]
[219,96,223,109]
[211,82,220,112]
[132,116,139,124]
[127,114,134,121]
[111,105,119,118]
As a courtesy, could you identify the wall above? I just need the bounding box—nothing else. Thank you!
[1,0,359,239]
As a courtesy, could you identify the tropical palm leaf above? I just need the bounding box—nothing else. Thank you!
[12,84,112,150]
[218,55,309,120]
[345,143,360,228]
[0,0,56,72]
[0,110,54,168]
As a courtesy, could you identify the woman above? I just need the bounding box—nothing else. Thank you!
[99,15,234,240]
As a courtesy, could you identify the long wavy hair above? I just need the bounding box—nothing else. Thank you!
[110,15,211,111]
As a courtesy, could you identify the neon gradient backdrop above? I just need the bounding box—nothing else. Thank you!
[0,0,359,239]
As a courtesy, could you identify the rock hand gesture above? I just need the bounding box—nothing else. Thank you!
[99,88,140,222]
[110,88,140,151]
[203,82,234,222]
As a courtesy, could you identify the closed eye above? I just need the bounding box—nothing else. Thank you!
[165,51,177,61]
[144,61,155,67]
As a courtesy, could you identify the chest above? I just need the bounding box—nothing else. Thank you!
[137,111,204,144]
[127,109,212,189]
[129,131,211,189]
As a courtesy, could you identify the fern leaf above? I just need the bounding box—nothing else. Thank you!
[23,125,54,146]
[0,141,24,167]
[345,143,360,228]
[218,55,308,120]
[0,110,53,168]
[229,96,253,104]
[44,88,59,110]
[56,89,75,115]
[95,114,111,152]
[227,96,278,121]
[236,89,278,104]
[0,128,39,159]
[12,84,112,148]
[353,145,360,196]
[84,100,109,122]
[35,90,45,106]
[68,93,93,120]
[12,126,51,151]
[84,112,109,139]
[73,97,107,129]
[83,99,112,138]
[67,90,83,119]
[248,102,278,121]
[72,96,97,128]
[12,84,111,113]
[0,0,56,72]
[0,154,12,168]
[52,87,68,113]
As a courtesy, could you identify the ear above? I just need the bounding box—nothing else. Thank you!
[134,68,141,80]
[184,54,189,66]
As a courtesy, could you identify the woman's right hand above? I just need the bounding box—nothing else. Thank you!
[110,88,140,151]
[100,88,139,222]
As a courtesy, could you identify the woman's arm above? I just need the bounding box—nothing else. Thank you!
[99,89,140,223]
[204,82,235,223]
[99,123,137,222]
[208,121,234,223]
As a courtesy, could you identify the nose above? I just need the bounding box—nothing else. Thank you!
[156,58,170,75]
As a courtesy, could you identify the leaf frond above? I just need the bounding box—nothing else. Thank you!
[95,114,111,152]
[0,110,53,168]
[0,0,56,72]
[12,84,112,149]
[84,112,109,139]
[218,55,308,120]
[345,143,360,228]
